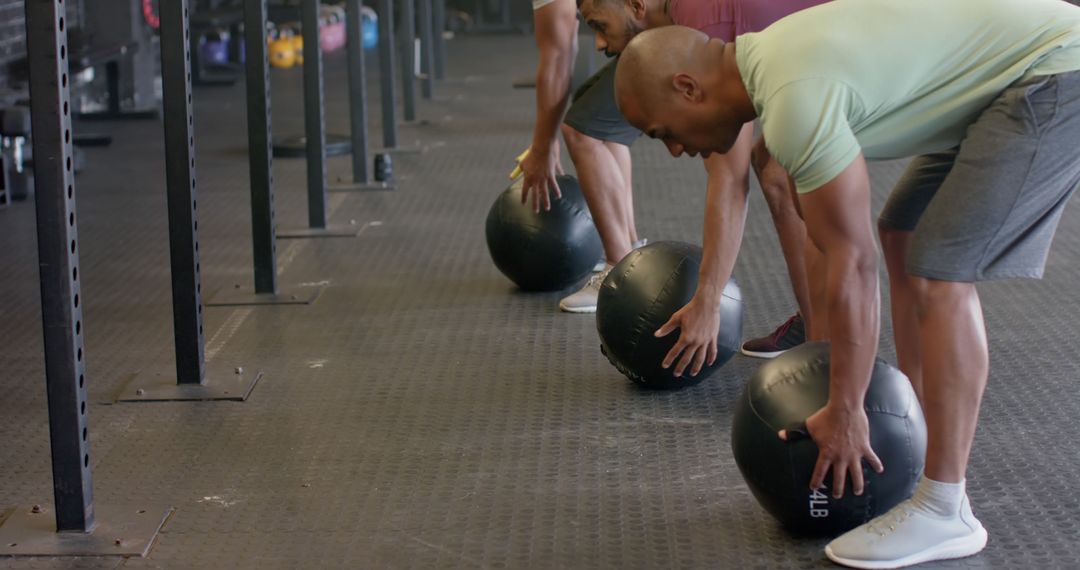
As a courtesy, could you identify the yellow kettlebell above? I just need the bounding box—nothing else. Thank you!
[291,35,304,66]
[269,37,296,69]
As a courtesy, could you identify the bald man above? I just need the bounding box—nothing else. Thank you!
[615,0,1080,567]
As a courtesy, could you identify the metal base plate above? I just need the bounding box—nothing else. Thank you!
[0,504,171,557]
[401,118,437,127]
[328,180,395,192]
[115,367,264,402]
[205,285,323,307]
[276,224,361,239]
[272,134,352,158]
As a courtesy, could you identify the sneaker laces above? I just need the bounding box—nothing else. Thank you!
[865,503,916,537]
[769,313,801,343]
[585,267,611,290]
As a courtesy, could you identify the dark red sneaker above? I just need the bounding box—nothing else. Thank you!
[740,313,806,359]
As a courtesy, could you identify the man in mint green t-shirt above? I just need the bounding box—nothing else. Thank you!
[613,0,1080,567]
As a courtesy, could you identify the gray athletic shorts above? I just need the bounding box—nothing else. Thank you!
[563,58,641,147]
[878,70,1080,281]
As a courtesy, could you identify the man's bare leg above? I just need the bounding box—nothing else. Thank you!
[605,140,638,246]
[561,123,635,264]
[879,227,924,398]
[911,277,988,482]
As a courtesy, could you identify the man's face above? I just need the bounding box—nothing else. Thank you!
[620,85,741,159]
[580,0,644,57]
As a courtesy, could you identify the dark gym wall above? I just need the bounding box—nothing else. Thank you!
[0,0,30,68]
[0,0,82,89]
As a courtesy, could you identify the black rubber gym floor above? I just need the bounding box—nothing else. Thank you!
[2,34,1079,569]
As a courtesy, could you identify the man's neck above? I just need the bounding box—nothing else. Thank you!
[718,41,757,122]
[646,0,674,28]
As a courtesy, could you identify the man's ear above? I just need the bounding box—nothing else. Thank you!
[627,0,647,20]
[672,73,702,103]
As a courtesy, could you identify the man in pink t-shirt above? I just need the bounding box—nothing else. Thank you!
[526,0,827,370]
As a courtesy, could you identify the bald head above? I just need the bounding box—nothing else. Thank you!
[613,25,752,158]
[614,26,715,122]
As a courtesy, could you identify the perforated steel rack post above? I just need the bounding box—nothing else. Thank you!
[245,0,279,295]
[432,0,446,80]
[28,0,94,531]
[0,0,168,555]
[399,0,418,122]
[161,0,207,388]
[418,0,435,100]
[329,0,394,192]
[303,0,328,228]
[276,0,360,239]
[375,0,421,154]
[206,0,322,305]
[116,0,264,401]
[378,0,398,148]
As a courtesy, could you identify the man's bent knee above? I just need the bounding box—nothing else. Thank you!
[908,276,976,317]
[878,225,911,263]
[560,123,602,152]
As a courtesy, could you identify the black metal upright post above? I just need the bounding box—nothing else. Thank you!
[398,0,418,122]
[303,0,328,229]
[432,0,445,80]
[26,0,94,533]
[329,0,393,192]
[115,0,266,401]
[159,0,207,386]
[377,0,398,149]
[0,1,167,555]
[374,0,421,153]
[245,0,279,294]
[418,0,434,99]
[205,0,323,305]
[276,0,359,239]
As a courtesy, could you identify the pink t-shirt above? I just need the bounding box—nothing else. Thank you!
[669,0,831,41]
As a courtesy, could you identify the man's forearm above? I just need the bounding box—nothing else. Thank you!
[531,3,577,154]
[697,126,754,304]
[824,248,880,411]
[532,51,573,152]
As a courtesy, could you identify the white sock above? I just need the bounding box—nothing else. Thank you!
[912,476,965,517]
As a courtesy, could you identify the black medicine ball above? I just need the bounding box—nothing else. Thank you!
[596,241,743,389]
[731,342,927,536]
[485,175,603,291]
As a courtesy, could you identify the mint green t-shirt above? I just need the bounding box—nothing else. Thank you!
[735,0,1080,193]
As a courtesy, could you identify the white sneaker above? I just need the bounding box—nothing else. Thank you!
[825,494,987,569]
[559,266,611,313]
[592,238,648,272]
